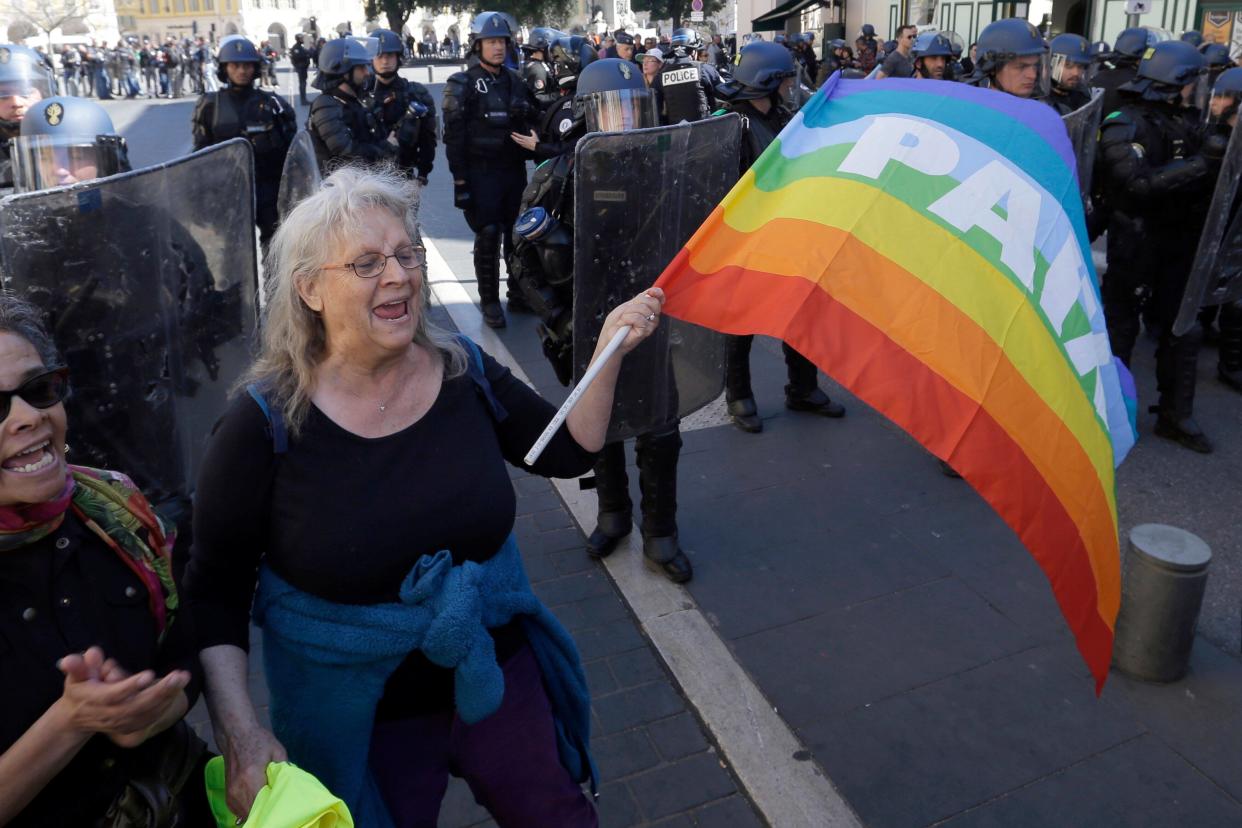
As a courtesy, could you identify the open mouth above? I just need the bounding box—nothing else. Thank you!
[2,439,55,475]
[373,299,410,322]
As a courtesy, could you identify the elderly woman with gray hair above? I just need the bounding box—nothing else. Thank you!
[183,165,663,827]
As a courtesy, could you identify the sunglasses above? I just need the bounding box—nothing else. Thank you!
[1,368,70,422]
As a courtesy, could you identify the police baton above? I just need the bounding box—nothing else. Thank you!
[523,326,631,466]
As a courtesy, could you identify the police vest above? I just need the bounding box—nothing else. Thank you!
[212,87,286,156]
[660,59,710,123]
[462,66,534,157]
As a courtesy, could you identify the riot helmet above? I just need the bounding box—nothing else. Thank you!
[1090,40,1111,63]
[371,28,404,79]
[974,18,1050,98]
[1207,65,1242,127]
[1049,33,1095,92]
[470,11,514,68]
[525,27,563,55]
[1130,39,1207,105]
[1180,30,1204,48]
[912,32,954,80]
[1112,27,1149,62]
[860,24,876,39]
[214,36,261,85]
[0,44,54,133]
[550,35,598,90]
[670,27,703,58]
[11,97,130,192]
[314,37,373,91]
[575,57,657,132]
[1201,42,1233,84]
[716,41,796,101]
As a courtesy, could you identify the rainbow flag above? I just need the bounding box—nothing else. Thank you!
[655,76,1138,691]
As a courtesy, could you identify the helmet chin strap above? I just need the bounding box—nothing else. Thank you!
[377,69,399,80]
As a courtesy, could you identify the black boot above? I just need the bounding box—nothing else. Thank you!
[1154,325,1212,454]
[474,225,505,328]
[587,442,632,559]
[783,344,844,417]
[1217,301,1242,393]
[636,427,692,583]
[725,335,762,433]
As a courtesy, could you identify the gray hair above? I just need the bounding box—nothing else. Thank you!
[239,164,466,437]
[0,293,61,368]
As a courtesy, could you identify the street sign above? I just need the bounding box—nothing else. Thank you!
[691,10,705,21]
[691,0,704,9]
[1123,0,1151,14]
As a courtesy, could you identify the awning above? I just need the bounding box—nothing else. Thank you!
[751,0,829,32]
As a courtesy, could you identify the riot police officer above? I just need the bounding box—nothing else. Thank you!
[716,41,846,434]
[366,28,436,186]
[442,11,539,328]
[290,33,311,104]
[653,27,716,123]
[1203,67,1242,392]
[0,44,53,190]
[1095,27,1148,116]
[911,31,955,80]
[576,59,693,582]
[966,18,1049,99]
[307,37,395,172]
[10,96,130,191]
[1045,33,1095,115]
[191,36,295,247]
[1097,40,1222,452]
[521,27,561,111]
[1201,42,1233,87]
[512,35,597,163]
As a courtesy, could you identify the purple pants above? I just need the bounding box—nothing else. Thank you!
[368,644,598,828]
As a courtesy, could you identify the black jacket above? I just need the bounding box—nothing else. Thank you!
[0,518,204,826]
[367,75,437,179]
[191,84,295,183]
[307,87,396,171]
[442,63,537,180]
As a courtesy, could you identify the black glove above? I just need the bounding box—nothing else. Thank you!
[1201,130,1229,166]
[453,182,471,209]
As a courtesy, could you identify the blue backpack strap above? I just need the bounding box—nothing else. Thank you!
[456,334,509,423]
[246,383,289,454]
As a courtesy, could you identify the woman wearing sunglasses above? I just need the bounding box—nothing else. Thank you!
[0,296,213,826]
[185,165,663,826]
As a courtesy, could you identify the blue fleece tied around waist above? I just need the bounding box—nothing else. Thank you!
[252,534,598,827]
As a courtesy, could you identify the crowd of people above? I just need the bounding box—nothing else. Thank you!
[0,12,1240,828]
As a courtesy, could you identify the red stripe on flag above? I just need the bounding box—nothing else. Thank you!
[661,264,1115,691]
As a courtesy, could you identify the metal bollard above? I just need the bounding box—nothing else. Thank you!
[1113,524,1211,682]
[427,65,433,83]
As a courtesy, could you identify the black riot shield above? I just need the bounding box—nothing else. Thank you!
[573,114,741,443]
[0,138,259,504]
[277,129,322,220]
[1174,125,1242,335]
[1061,89,1103,204]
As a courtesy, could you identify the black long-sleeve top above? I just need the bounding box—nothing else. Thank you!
[184,347,595,715]
[0,518,203,826]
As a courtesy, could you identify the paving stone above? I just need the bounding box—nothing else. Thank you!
[534,507,575,532]
[513,474,551,497]
[533,569,614,607]
[598,781,643,828]
[551,590,633,633]
[594,681,686,736]
[609,646,666,689]
[516,489,564,514]
[626,753,738,821]
[732,577,1033,721]
[438,776,493,827]
[552,546,598,576]
[647,712,711,762]
[574,622,648,661]
[808,646,1143,828]
[650,816,694,828]
[519,550,558,583]
[584,658,618,697]
[957,547,1074,645]
[938,734,1242,827]
[523,525,590,555]
[689,795,767,827]
[593,728,662,780]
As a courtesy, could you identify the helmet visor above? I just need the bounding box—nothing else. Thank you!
[1050,53,1097,91]
[1206,88,1242,127]
[11,134,122,192]
[1185,71,1212,112]
[584,88,658,133]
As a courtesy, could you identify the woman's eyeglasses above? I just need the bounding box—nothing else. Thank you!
[0,368,70,422]
[325,244,426,279]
